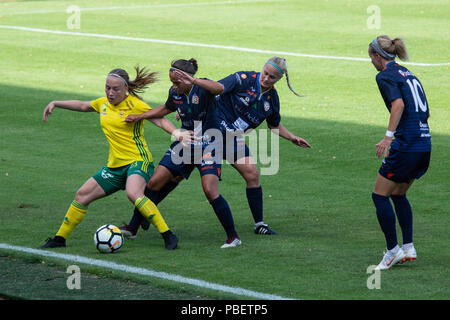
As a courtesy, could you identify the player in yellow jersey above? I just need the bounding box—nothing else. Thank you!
[38,66,186,250]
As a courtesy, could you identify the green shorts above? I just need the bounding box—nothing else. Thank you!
[92,161,155,195]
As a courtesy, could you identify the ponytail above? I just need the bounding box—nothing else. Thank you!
[108,66,158,100]
[392,37,409,61]
[266,57,306,97]
[373,35,409,61]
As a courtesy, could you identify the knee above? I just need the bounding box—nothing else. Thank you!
[74,188,90,206]
[126,190,140,204]
[202,183,219,202]
[243,168,260,186]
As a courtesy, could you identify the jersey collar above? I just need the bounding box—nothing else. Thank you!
[383,61,397,71]
[256,73,273,100]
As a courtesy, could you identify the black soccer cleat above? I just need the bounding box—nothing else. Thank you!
[161,230,178,250]
[37,236,66,249]
[254,223,277,235]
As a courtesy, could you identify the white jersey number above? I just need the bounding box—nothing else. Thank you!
[406,79,428,113]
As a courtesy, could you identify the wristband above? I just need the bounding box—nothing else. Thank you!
[385,130,395,138]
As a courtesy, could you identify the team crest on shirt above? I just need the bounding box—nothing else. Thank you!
[100,103,108,115]
[192,94,199,104]
[240,73,247,79]
[264,101,270,112]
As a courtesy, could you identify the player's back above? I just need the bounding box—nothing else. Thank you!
[376,63,431,152]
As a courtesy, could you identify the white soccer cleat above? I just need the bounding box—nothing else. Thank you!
[375,247,406,270]
[400,245,417,263]
[221,236,242,249]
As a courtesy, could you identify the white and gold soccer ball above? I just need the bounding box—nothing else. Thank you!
[94,224,123,253]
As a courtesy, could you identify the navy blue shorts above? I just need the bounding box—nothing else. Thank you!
[222,133,251,163]
[158,141,222,180]
[379,149,430,183]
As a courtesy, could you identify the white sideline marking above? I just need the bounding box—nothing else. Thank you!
[0,243,292,300]
[0,0,281,15]
[0,25,448,67]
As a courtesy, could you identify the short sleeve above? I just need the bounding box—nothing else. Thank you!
[165,88,178,112]
[89,97,105,113]
[218,72,242,95]
[266,92,281,127]
[133,98,151,114]
[376,76,402,104]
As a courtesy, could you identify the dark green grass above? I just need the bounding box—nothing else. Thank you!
[0,254,220,300]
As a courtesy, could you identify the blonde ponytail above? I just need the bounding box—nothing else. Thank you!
[375,35,409,61]
[266,57,306,97]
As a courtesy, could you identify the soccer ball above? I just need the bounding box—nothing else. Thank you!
[94,224,123,253]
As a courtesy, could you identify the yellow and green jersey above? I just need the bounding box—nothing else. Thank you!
[90,95,153,168]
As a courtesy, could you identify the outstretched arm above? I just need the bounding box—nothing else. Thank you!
[268,123,311,148]
[125,104,172,123]
[43,100,94,122]
[149,117,195,145]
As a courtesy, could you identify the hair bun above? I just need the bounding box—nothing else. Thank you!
[189,58,198,72]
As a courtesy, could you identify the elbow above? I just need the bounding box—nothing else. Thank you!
[212,83,224,95]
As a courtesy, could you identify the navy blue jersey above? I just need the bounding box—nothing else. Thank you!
[376,62,431,152]
[165,78,219,136]
[216,71,281,132]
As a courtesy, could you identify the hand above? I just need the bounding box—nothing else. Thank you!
[291,136,311,148]
[42,102,56,122]
[172,69,195,85]
[125,114,141,123]
[376,137,393,159]
[172,129,195,146]
[175,112,181,121]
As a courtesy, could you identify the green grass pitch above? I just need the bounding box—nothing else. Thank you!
[0,0,449,300]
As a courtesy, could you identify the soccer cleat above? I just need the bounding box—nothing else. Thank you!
[254,223,277,235]
[221,235,242,249]
[119,224,138,239]
[161,230,178,250]
[399,245,417,263]
[37,236,66,249]
[375,247,406,270]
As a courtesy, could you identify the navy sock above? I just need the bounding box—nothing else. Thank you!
[246,186,263,224]
[372,192,398,250]
[157,180,179,203]
[210,195,236,238]
[391,194,413,244]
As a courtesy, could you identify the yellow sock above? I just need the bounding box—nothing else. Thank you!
[135,196,169,233]
[56,200,87,239]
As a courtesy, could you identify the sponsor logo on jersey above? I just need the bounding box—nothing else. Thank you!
[398,70,414,77]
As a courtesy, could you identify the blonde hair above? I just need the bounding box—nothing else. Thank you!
[266,57,306,97]
[376,35,409,61]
